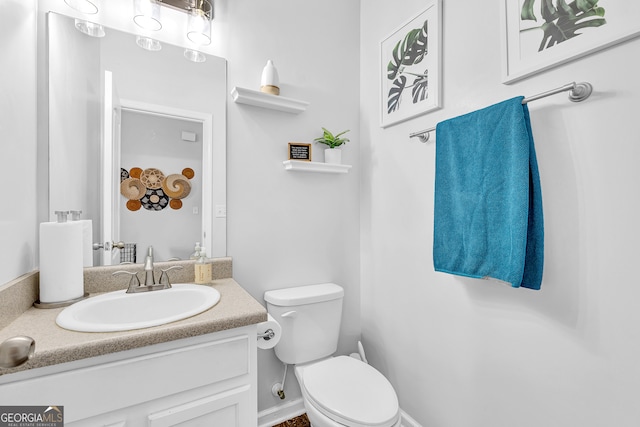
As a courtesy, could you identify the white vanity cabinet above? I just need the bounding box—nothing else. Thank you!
[0,325,257,426]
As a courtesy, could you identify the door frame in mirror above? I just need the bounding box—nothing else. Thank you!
[119,99,222,258]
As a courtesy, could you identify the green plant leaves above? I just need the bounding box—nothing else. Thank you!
[521,0,537,21]
[386,19,429,114]
[411,70,429,104]
[539,6,605,50]
[387,20,428,81]
[520,0,606,51]
[387,41,404,81]
[387,76,407,114]
[541,0,559,22]
[313,128,350,148]
[404,21,429,66]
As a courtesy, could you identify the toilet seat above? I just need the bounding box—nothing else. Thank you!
[300,356,399,427]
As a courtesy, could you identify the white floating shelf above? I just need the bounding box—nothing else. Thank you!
[231,87,309,114]
[283,160,352,174]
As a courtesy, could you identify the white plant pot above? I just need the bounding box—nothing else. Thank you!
[324,148,342,164]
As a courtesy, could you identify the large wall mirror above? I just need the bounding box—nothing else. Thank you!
[47,12,227,266]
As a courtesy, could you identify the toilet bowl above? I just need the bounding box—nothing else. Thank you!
[295,356,401,427]
[264,283,401,427]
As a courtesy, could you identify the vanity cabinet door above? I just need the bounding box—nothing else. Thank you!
[147,385,252,427]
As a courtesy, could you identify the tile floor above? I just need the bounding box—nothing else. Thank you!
[272,413,310,427]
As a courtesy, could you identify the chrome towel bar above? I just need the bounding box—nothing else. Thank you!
[409,81,593,143]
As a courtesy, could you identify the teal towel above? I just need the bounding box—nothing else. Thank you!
[433,96,544,290]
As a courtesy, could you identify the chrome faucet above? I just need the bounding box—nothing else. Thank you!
[113,246,183,294]
[143,246,155,286]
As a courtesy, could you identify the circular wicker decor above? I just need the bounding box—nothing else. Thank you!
[120,168,130,182]
[140,168,165,189]
[140,188,169,211]
[182,167,195,179]
[169,199,183,210]
[129,167,143,179]
[162,174,192,199]
[120,178,146,200]
[126,199,142,211]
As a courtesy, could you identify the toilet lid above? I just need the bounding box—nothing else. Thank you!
[302,356,399,427]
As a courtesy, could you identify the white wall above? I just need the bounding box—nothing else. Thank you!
[0,0,38,286]
[218,0,362,410]
[360,1,640,426]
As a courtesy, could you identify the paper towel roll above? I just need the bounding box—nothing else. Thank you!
[39,221,85,303]
[257,313,282,350]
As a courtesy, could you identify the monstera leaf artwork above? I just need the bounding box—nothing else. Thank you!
[520,0,606,51]
[386,19,429,115]
[380,2,441,128]
[500,0,638,83]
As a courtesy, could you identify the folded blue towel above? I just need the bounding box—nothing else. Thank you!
[433,96,543,290]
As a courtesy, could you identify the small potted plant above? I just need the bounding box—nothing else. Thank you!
[313,127,350,164]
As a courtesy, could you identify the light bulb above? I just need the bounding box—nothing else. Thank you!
[136,36,162,51]
[187,2,212,46]
[133,0,162,31]
[74,19,105,38]
[64,0,99,14]
[184,49,206,63]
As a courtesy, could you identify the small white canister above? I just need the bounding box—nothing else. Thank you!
[260,59,280,95]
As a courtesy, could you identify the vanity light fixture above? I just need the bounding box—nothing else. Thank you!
[74,19,105,38]
[186,0,213,46]
[64,0,99,14]
[136,36,162,51]
[184,48,206,63]
[133,0,163,31]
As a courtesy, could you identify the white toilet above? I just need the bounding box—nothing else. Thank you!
[264,283,401,427]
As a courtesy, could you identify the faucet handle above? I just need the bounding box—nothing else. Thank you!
[159,266,183,288]
[113,271,141,293]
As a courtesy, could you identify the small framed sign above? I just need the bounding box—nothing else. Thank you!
[288,142,312,161]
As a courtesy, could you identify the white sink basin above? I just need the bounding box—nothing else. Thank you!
[56,284,220,332]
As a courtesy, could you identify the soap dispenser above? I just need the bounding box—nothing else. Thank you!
[194,247,212,284]
[190,242,201,260]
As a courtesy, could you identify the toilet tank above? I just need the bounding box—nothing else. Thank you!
[264,283,344,365]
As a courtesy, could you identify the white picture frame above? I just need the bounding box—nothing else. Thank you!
[380,0,442,128]
[501,0,640,84]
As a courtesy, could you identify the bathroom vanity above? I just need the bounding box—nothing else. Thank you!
[0,259,266,426]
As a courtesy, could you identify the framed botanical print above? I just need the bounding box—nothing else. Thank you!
[380,0,442,128]
[501,0,640,83]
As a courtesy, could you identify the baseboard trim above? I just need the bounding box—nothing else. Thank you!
[257,398,306,427]
[258,400,421,427]
[400,408,423,427]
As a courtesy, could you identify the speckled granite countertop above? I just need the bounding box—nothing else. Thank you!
[0,258,267,377]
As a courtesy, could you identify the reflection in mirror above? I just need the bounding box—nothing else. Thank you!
[47,12,227,266]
